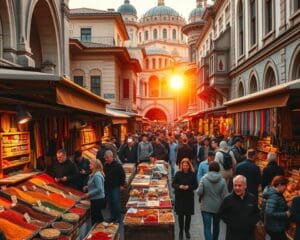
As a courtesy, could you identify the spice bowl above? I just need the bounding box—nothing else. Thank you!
[52,221,73,234]
[39,228,61,240]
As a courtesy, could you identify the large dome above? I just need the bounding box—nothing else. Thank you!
[143,0,179,18]
[188,7,205,22]
[117,0,137,16]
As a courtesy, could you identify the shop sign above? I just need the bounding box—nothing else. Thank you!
[104,93,115,99]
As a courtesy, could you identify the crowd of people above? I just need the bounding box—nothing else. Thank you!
[47,130,300,240]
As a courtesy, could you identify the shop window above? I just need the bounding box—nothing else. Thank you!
[264,0,273,34]
[73,76,84,87]
[172,29,176,40]
[265,67,276,88]
[238,0,244,55]
[123,78,129,99]
[153,29,158,39]
[163,29,167,39]
[238,82,244,97]
[144,31,149,41]
[249,75,258,93]
[91,75,101,96]
[80,28,91,42]
[249,0,257,46]
[149,76,159,97]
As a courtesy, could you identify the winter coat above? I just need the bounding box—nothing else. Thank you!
[291,195,300,240]
[261,161,284,190]
[118,144,138,164]
[197,171,228,213]
[263,186,289,233]
[172,171,198,215]
[137,141,153,162]
[176,143,193,165]
[219,191,260,240]
[235,159,261,198]
[152,143,168,161]
[231,145,246,164]
[104,160,125,189]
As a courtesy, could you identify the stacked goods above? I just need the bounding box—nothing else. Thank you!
[12,203,54,222]
[85,222,119,240]
[0,209,39,230]
[285,169,300,202]
[52,221,73,234]
[0,196,12,209]
[0,218,34,240]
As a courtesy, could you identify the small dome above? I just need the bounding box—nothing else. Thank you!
[143,1,180,18]
[146,47,170,55]
[117,0,137,16]
[188,7,205,22]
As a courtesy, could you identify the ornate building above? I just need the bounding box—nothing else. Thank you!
[118,0,191,124]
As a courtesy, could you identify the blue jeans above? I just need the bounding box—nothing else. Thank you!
[169,161,175,179]
[201,211,220,240]
[107,187,121,222]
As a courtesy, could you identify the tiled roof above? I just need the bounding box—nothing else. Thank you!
[69,8,115,16]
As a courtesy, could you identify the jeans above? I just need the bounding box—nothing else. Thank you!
[106,187,121,222]
[201,211,220,240]
[169,161,175,179]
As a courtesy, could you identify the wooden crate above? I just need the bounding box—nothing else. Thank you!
[124,224,174,240]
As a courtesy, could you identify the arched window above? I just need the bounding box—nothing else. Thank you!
[238,82,244,97]
[291,47,300,80]
[149,76,159,97]
[265,0,273,34]
[238,0,244,55]
[158,58,162,69]
[265,67,276,88]
[249,0,256,46]
[163,29,167,39]
[153,29,158,39]
[172,29,176,40]
[144,31,149,41]
[249,75,258,94]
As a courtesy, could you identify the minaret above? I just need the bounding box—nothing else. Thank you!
[158,0,165,6]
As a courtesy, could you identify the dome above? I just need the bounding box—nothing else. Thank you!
[146,47,170,55]
[117,0,137,16]
[188,7,205,22]
[143,1,179,18]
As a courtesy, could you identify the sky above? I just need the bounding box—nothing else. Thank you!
[68,0,202,20]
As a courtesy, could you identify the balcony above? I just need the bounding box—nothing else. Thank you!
[72,36,118,47]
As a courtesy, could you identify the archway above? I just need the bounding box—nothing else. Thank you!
[145,108,168,122]
[29,0,60,73]
[290,45,300,80]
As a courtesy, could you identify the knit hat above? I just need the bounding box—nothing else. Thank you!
[219,141,229,150]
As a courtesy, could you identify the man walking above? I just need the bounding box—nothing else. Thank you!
[219,175,260,240]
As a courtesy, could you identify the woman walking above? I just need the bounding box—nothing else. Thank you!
[172,158,198,240]
[83,159,106,225]
[263,175,290,240]
[197,161,228,240]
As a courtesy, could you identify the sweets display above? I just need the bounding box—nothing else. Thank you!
[39,228,61,239]
[85,222,119,240]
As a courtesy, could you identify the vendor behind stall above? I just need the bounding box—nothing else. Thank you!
[48,149,80,190]
[74,150,91,191]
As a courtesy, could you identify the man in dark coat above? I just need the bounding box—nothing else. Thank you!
[177,136,193,165]
[219,175,260,240]
[261,152,284,190]
[235,149,261,199]
[230,137,246,164]
[74,150,91,190]
[152,137,168,161]
[104,150,126,223]
[193,136,211,171]
[118,138,138,164]
[49,149,79,190]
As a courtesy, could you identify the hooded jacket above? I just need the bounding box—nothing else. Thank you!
[262,186,289,232]
[197,171,228,213]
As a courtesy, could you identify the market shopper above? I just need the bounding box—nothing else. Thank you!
[197,162,228,240]
[118,138,138,164]
[196,151,215,183]
[152,137,168,161]
[176,136,193,166]
[291,195,300,240]
[235,149,261,199]
[74,150,91,191]
[172,158,198,240]
[230,137,246,164]
[261,152,284,190]
[219,175,260,240]
[104,150,126,223]
[82,159,105,225]
[49,149,79,190]
[168,135,178,179]
[137,134,153,163]
[263,176,290,240]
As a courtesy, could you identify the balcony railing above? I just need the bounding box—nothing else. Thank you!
[72,36,118,47]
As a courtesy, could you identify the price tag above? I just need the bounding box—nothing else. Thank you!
[46,191,50,196]
[24,213,31,223]
[1,186,7,191]
[61,193,66,198]
[45,207,50,212]
[0,206,4,212]
[22,185,28,192]
[32,185,37,191]
[11,195,17,205]
[37,200,42,207]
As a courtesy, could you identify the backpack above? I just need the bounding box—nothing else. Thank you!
[220,151,233,170]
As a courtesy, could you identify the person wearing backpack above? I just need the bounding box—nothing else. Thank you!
[235,149,261,200]
[215,141,236,184]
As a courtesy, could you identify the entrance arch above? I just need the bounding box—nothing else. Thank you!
[145,108,168,122]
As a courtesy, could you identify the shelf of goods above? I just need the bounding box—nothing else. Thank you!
[121,164,136,214]
[82,147,98,160]
[0,172,91,240]
[0,132,31,177]
[256,138,279,171]
[84,222,119,240]
[123,163,174,240]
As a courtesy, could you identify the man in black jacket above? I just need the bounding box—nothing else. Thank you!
[219,175,260,240]
[104,150,126,223]
[118,138,138,164]
[231,137,246,164]
[49,149,79,190]
[261,152,284,190]
[177,136,193,165]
